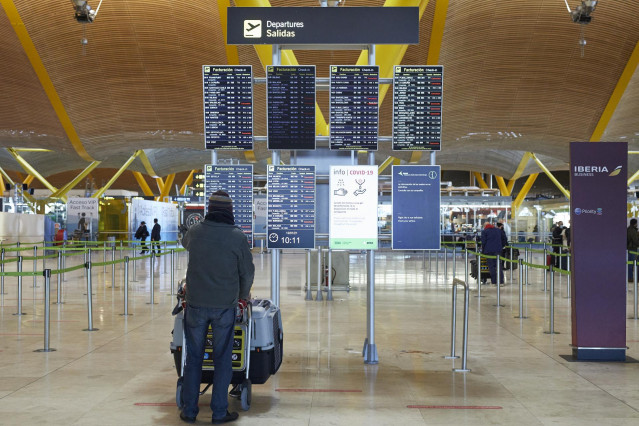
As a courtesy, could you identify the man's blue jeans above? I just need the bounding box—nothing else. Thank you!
[182,304,235,420]
[629,252,637,281]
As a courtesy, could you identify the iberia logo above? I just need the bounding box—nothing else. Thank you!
[609,165,622,176]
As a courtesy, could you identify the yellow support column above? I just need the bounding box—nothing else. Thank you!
[132,172,154,197]
[50,161,101,200]
[495,176,510,196]
[92,152,141,199]
[472,172,488,189]
[529,153,570,199]
[511,173,538,216]
[180,170,196,195]
[159,174,175,201]
[6,148,58,194]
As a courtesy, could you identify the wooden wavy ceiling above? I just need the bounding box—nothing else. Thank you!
[0,0,637,186]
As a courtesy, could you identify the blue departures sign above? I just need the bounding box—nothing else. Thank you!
[204,164,254,246]
[267,165,315,249]
[392,165,441,250]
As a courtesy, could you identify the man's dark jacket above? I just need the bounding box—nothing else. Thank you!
[481,226,508,254]
[182,220,254,309]
[151,223,161,240]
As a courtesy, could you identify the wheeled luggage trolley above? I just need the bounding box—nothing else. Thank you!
[469,257,490,284]
[170,281,283,412]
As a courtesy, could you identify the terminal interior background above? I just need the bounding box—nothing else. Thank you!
[1,0,639,425]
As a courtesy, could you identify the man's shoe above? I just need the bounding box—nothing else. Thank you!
[212,411,239,424]
[180,411,196,424]
[229,384,241,398]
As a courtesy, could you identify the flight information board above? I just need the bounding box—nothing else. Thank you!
[267,165,315,249]
[330,65,379,151]
[393,66,443,151]
[204,164,254,246]
[267,66,316,150]
[202,65,253,150]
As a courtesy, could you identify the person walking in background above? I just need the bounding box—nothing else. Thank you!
[179,190,255,424]
[481,222,508,285]
[627,219,639,282]
[552,221,564,267]
[135,221,149,254]
[151,218,161,255]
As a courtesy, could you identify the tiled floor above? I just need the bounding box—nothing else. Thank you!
[1,248,638,425]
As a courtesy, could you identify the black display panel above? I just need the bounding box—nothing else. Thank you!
[267,66,316,150]
[202,65,253,150]
[330,66,379,151]
[204,164,254,246]
[393,66,443,151]
[267,165,315,250]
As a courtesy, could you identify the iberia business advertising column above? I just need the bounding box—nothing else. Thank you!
[329,165,378,250]
[570,142,627,361]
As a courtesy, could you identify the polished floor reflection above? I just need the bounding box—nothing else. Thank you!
[1,248,639,425]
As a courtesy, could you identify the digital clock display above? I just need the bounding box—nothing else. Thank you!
[267,165,315,249]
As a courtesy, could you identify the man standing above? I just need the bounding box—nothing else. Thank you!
[151,218,161,255]
[552,221,564,267]
[135,221,149,254]
[180,191,255,424]
[627,219,639,282]
[481,222,508,285]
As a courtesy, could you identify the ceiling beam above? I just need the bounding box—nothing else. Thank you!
[132,171,154,197]
[158,174,175,201]
[590,41,639,142]
[49,161,101,200]
[494,176,510,196]
[512,173,538,215]
[92,151,141,198]
[0,0,94,162]
[472,172,488,189]
[529,153,570,199]
[6,148,58,194]
[180,170,196,195]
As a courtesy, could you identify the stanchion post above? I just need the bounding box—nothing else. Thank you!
[524,247,530,286]
[56,251,63,304]
[495,254,503,307]
[111,246,117,288]
[544,265,559,334]
[633,259,638,320]
[452,245,457,281]
[0,248,5,295]
[62,246,67,282]
[464,249,469,285]
[515,259,527,319]
[315,247,323,301]
[163,242,168,274]
[566,252,572,298]
[444,282,459,359]
[305,249,313,300]
[32,246,37,287]
[444,246,448,283]
[169,249,175,296]
[326,248,334,301]
[131,250,138,282]
[543,249,548,292]
[35,270,56,352]
[13,256,26,316]
[83,259,98,331]
[148,253,156,304]
[510,246,514,283]
[103,245,107,273]
[475,253,483,298]
[121,256,131,316]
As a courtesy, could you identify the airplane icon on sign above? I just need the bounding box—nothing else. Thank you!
[244,20,262,38]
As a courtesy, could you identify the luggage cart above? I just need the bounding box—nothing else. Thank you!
[171,282,254,411]
[170,281,284,412]
[469,256,490,284]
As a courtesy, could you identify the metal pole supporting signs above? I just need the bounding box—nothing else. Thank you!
[84,259,98,331]
[35,269,56,352]
[326,248,333,301]
[316,247,323,301]
[364,248,378,364]
[305,250,313,300]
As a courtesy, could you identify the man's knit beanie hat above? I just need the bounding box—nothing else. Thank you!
[208,190,233,215]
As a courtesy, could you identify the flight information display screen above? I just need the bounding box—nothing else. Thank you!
[204,164,254,246]
[267,66,316,150]
[393,66,443,151]
[267,165,315,250]
[329,65,379,151]
[202,65,253,150]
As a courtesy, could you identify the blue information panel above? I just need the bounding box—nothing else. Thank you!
[392,165,440,250]
[204,164,254,246]
[267,65,316,150]
[393,66,443,151]
[330,65,379,151]
[267,165,315,249]
[202,65,253,150]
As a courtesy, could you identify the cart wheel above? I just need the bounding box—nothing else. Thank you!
[176,377,184,409]
[240,379,251,411]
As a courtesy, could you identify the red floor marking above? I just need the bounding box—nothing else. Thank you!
[276,389,362,393]
[134,403,207,407]
[0,333,44,336]
[407,405,502,410]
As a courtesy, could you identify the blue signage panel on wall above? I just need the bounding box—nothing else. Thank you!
[267,65,316,150]
[204,164,254,246]
[202,65,253,150]
[330,66,379,151]
[267,165,315,249]
[392,165,441,250]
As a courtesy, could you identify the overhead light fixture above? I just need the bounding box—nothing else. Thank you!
[71,0,103,24]
[564,0,598,57]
